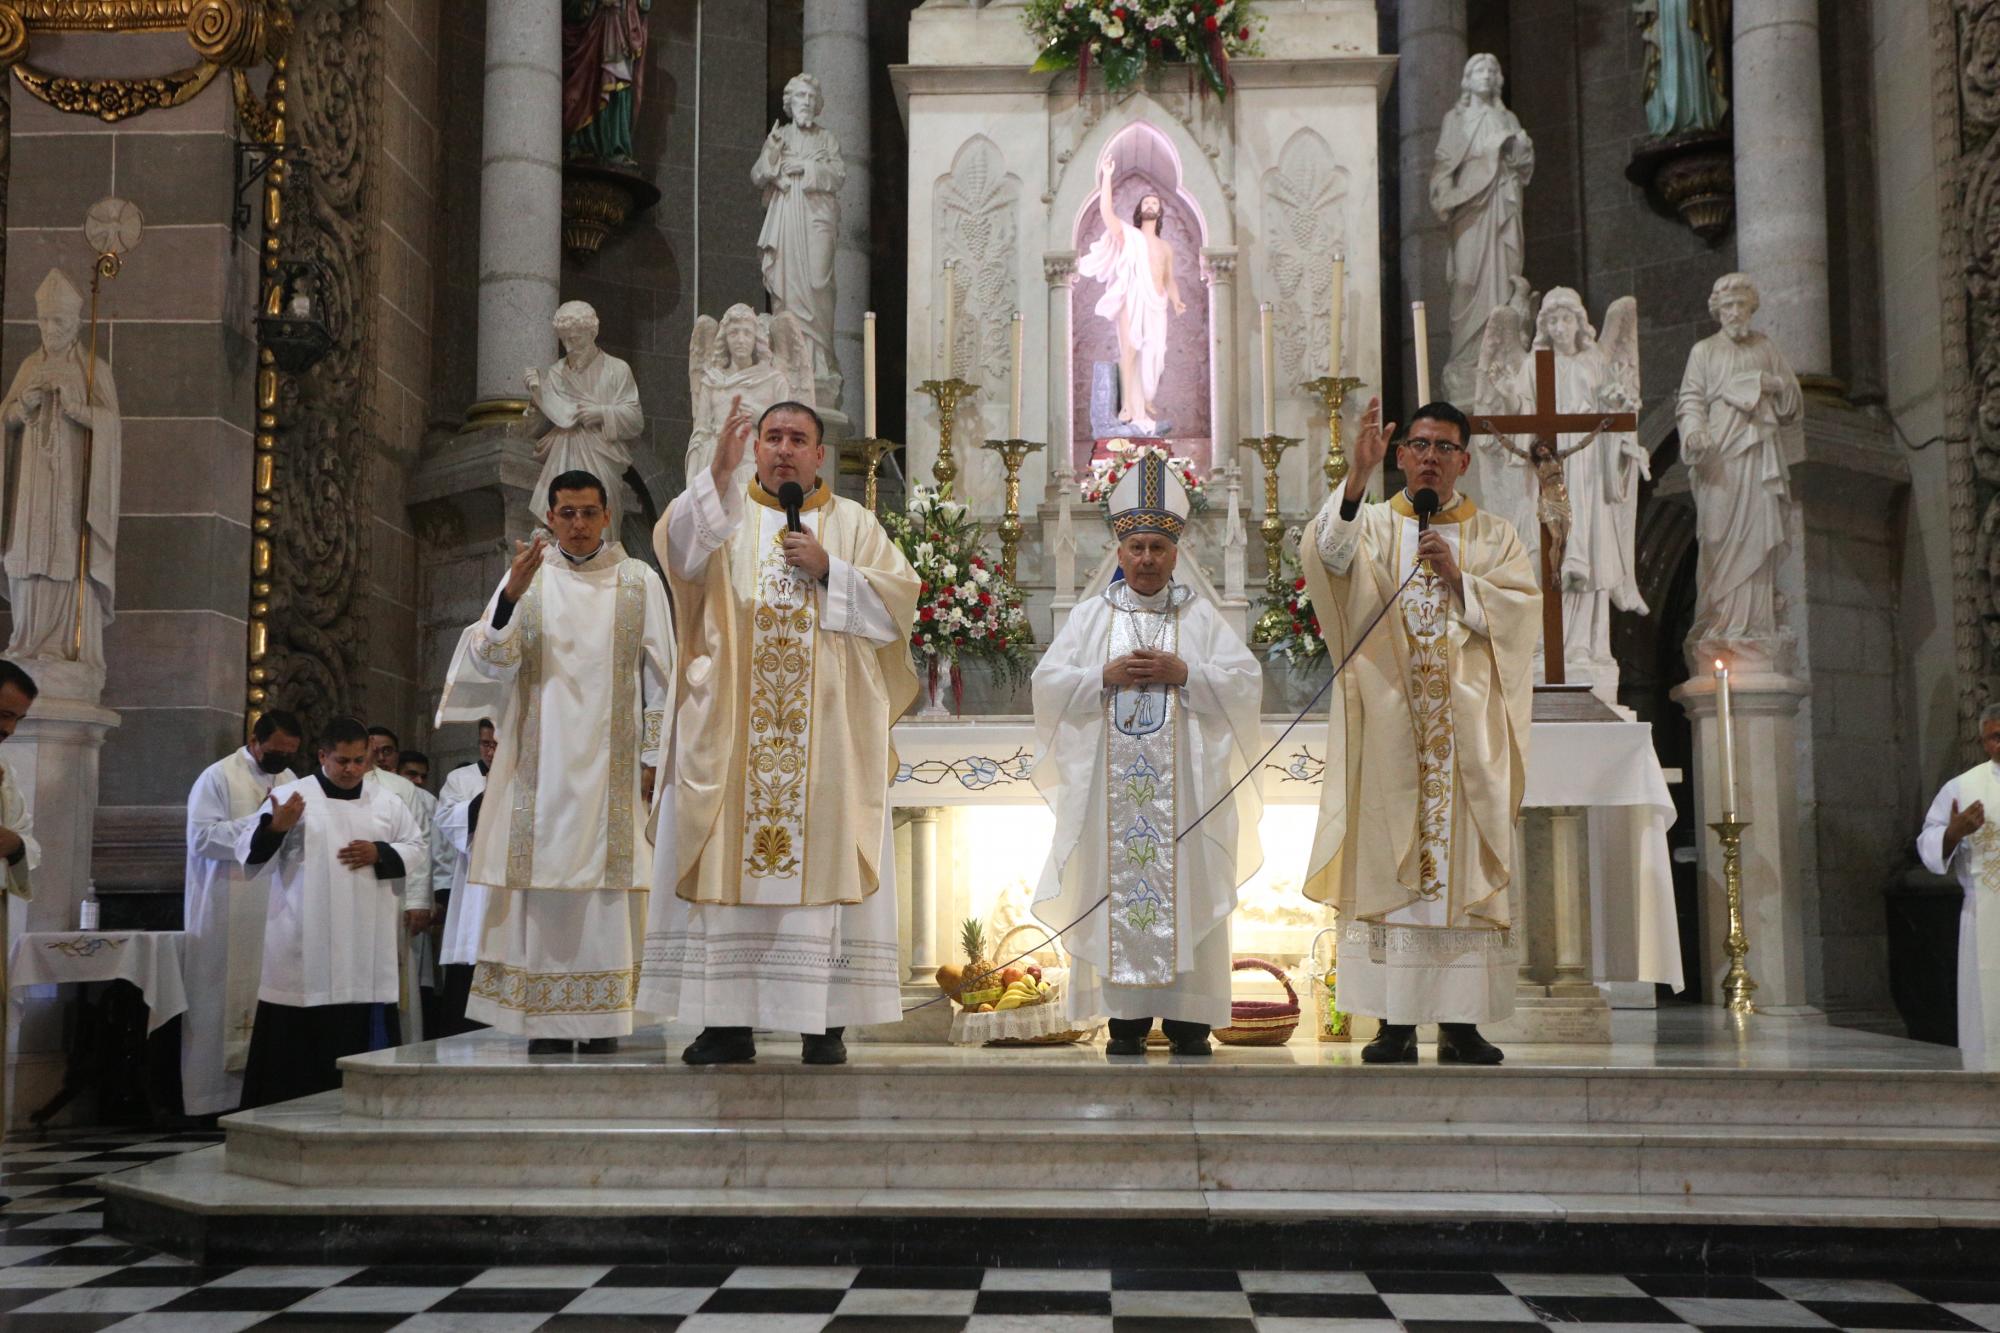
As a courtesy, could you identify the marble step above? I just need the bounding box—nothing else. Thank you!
[336,1047,2000,1130]
[221,1103,2000,1200]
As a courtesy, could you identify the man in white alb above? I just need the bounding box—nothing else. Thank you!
[1916,704,2000,1071]
[181,708,301,1116]
[433,719,495,1034]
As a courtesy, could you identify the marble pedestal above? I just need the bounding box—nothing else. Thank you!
[1672,672,1818,1015]
[1482,806,1613,1046]
[4,692,120,1130]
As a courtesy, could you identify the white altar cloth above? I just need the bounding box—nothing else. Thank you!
[8,932,190,1032]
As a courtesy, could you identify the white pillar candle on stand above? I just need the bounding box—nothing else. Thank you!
[941,261,957,379]
[1412,299,1432,405]
[1009,311,1024,438]
[1714,659,1740,818]
[863,311,878,438]
[1328,255,1345,375]
[1259,301,1276,436]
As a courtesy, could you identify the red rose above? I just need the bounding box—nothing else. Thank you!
[920,581,931,596]
[1205,15,1219,31]
[1113,5,1126,17]
[1293,576,1306,591]
[980,592,993,606]
[1292,620,1303,635]
[1150,36,1162,49]
[955,636,965,645]
[1239,26,1250,40]
[920,607,936,622]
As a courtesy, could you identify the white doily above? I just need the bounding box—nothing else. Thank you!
[947,975,1098,1045]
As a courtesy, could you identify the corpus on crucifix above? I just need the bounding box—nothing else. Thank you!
[1469,346,1637,686]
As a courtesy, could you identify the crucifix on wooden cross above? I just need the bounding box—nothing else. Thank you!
[1468,346,1637,686]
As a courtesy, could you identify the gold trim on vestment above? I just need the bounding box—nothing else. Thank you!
[1400,568,1454,902]
[1389,489,1477,524]
[469,959,642,1015]
[748,477,833,513]
[504,580,545,889]
[741,523,816,886]
[605,563,646,890]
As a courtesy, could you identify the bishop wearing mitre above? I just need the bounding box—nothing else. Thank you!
[437,469,674,1054]
[639,399,919,1067]
[1030,453,1263,1056]
[1301,399,1540,1065]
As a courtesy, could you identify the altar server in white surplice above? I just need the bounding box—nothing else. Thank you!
[1031,454,1263,1056]
[1916,704,2000,1071]
[180,709,302,1117]
[237,717,428,1108]
[432,719,495,1035]
[640,399,919,1067]
[438,468,673,1054]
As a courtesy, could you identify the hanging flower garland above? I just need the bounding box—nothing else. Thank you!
[1025,0,1262,100]
[1078,443,1210,516]
[882,485,1035,705]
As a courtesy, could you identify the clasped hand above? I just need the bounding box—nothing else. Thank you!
[782,529,830,582]
[1104,649,1188,688]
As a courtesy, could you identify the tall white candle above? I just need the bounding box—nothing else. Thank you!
[1260,301,1276,436]
[863,311,878,439]
[941,261,957,379]
[1009,311,1024,439]
[1328,255,1345,376]
[1412,299,1432,405]
[1714,659,1740,819]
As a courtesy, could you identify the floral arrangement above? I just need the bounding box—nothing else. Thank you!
[1079,443,1210,517]
[1025,0,1261,100]
[1260,529,1328,670]
[882,485,1035,702]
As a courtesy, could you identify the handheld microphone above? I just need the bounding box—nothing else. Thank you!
[1413,487,1440,531]
[778,480,805,534]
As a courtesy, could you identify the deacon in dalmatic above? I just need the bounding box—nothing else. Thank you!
[1915,703,2000,1071]
[181,709,301,1117]
[1301,399,1540,1066]
[640,400,919,1067]
[438,470,673,1054]
[236,717,429,1107]
[1029,454,1263,1056]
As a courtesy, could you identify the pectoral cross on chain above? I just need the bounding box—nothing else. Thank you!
[1469,347,1637,686]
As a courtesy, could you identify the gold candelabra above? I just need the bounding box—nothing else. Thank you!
[845,437,894,515]
[917,377,979,496]
[1238,433,1302,644]
[1303,374,1364,493]
[980,438,1045,576]
[1710,817,1759,1016]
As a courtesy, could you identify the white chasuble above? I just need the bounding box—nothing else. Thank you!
[639,469,918,1032]
[1917,762,2000,1070]
[1303,490,1541,1025]
[239,778,425,1008]
[437,541,674,1038]
[1031,583,1263,1029]
[181,748,279,1115]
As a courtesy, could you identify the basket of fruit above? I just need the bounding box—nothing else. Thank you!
[936,919,1088,1046]
[1213,957,1302,1046]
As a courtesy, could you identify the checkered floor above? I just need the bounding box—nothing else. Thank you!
[5,1132,2000,1331]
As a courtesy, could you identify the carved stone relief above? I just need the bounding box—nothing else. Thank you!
[934,134,1021,383]
[1045,81,1233,206]
[1260,128,1349,384]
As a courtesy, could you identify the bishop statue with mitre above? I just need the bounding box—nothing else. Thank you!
[639,398,919,1067]
[1301,398,1540,1065]
[1030,452,1264,1056]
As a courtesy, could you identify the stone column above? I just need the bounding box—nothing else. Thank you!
[1732,0,1832,378]
[1396,0,1466,400]
[804,1,870,432]
[1043,252,1081,635]
[468,0,563,426]
[906,808,941,985]
[1203,247,1250,635]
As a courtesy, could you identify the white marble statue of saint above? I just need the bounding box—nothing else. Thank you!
[754,72,845,406]
[1078,157,1187,435]
[686,304,814,493]
[1478,288,1648,685]
[0,269,121,679]
[524,300,644,535]
[1432,53,1535,406]
[1675,273,1803,673]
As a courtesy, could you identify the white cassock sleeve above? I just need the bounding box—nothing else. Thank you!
[1919,778,1964,878]
[186,764,247,865]
[819,556,900,645]
[427,798,456,904]
[235,803,303,881]
[1,767,38,899]
[663,466,741,582]
[436,782,476,857]
[382,798,429,905]
[1314,491,1364,575]
[1457,565,1493,638]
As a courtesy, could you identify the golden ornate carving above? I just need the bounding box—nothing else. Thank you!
[0,9,28,65]
[10,58,219,120]
[8,0,195,30]
[184,0,260,64]
[2,0,277,125]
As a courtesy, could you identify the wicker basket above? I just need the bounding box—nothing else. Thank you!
[1214,957,1302,1046]
[994,923,1068,970]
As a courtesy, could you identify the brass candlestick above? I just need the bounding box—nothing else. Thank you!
[1710,817,1759,1016]
[980,438,1045,576]
[1303,374,1364,493]
[917,377,979,496]
[846,437,894,515]
[1238,433,1302,644]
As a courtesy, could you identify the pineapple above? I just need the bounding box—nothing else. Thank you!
[959,917,993,993]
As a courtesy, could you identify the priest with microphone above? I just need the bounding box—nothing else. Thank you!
[641,398,919,1066]
[1299,399,1540,1065]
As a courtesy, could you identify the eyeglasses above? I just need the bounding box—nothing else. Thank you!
[552,506,605,523]
[1401,440,1467,458]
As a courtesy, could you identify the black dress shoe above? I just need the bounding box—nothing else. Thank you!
[1437,1023,1505,1065]
[526,1038,573,1056]
[1360,1022,1418,1064]
[682,1026,756,1065]
[1161,1019,1212,1056]
[801,1026,847,1066]
[579,1036,620,1055]
[1104,1016,1152,1056]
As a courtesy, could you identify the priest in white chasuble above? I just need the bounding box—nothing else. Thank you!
[640,399,920,1067]
[1915,704,2000,1071]
[1030,456,1263,1056]
[181,709,302,1117]
[236,717,429,1108]
[437,469,673,1055]
[1301,399,1540,1066]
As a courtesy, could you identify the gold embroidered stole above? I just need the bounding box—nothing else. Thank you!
[1399,564,1455,902]
[735,499,821,897]
[1103,583,1181,986]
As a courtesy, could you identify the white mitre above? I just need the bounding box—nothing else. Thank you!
[36,269,82,320]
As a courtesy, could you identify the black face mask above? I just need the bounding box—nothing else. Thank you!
[257,750,296,776]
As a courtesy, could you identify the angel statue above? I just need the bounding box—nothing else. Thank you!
[685,303,814,492]
[1476,287,1649,685]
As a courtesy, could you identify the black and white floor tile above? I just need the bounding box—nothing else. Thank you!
[5,1132,2000,1332]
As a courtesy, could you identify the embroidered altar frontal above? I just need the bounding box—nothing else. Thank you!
[1105,587,1181,987]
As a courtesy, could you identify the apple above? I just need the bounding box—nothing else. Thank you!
[1025,964,1043,982]
[1000,967,1026,987]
